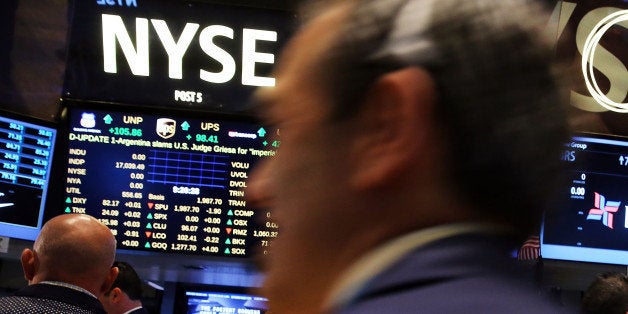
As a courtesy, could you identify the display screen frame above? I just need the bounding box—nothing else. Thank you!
[0,108,60,241]
[168,282,268,314]
[540,132,628,266]
[57,99,278,260]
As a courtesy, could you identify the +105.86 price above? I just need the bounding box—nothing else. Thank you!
[109,127,142,136]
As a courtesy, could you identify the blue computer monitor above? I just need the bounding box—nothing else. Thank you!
[60,101,278,258]
[0,109,57,240]
[540,132,628,265]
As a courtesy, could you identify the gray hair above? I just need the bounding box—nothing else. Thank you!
[318,0,570,235]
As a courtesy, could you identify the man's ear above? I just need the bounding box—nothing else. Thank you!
[110,287,123,302]
[100,266,119,295]
[349,67,437,190]
[20,248,37,282]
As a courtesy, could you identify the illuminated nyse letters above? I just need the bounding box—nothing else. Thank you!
[199,25,236,84]
[152,20,199,79]
[242,29,277,86]
[101,14,277,86]
[103,15,148,76]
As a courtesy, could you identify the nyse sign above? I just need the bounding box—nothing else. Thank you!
[102,14,276,87]
[64,0,294,111]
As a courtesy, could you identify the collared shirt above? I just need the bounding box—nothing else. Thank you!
[0,281,107,314]
[123,305,145,314]
[40,281,98,299]
[323,222,510,311]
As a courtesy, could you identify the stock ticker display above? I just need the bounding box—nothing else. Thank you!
[63,106,278,258]
[0,112,56,240]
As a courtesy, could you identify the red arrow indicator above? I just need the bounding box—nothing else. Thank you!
[225,228,232,234]
[147,202,154,209]
[145,231,152,238]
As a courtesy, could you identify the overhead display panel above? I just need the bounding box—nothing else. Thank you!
[63,0,294,112]
[61,102,279,258]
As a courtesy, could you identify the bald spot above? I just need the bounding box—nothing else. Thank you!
[34,214,116,282]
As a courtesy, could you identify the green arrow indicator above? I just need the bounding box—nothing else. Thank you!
[146,223,152,229]
[64,207,71,213]
[103,114,113,124]
[225,238,231,245]
[65,197,71,203]
[227,219,233,226]
[224,248,231,254]
[181,121,190,131]
[147,213,153,219]
[257,127,267,137]
[145,242,151,248]
[227,210,233,216]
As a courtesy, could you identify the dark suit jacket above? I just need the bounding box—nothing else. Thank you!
[0,282,106,314]
[337,233,573,314]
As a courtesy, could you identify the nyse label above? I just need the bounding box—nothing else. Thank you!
[102,14,277,86]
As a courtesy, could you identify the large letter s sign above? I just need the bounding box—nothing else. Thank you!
[572,7,628,112]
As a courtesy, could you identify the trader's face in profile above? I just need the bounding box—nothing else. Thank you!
[246,2,358,311]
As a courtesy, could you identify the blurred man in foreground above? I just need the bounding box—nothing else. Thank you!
[0,214,118,313]
[247,0,572,313]
[99,261,148,314]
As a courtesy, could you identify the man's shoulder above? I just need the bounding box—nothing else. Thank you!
[340,234,573,313]
[0,284,106,314]
[0,294,102,314]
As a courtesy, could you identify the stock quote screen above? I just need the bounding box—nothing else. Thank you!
[62,105,278,258]
[0,111,57,240]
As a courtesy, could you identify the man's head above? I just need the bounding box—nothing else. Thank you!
[99,261,144,314]
[247,0,568,312]
[314,0,569,233]
[20,214,118,296]
[582,272,628,314]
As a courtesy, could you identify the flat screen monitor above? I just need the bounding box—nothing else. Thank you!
[60,102,278,258]
[540,132,628,265]
[165,283,267,314]
[0,109,57,240]
[184,289,267,314]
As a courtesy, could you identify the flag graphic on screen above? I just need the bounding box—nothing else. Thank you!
[586,192,619,229]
